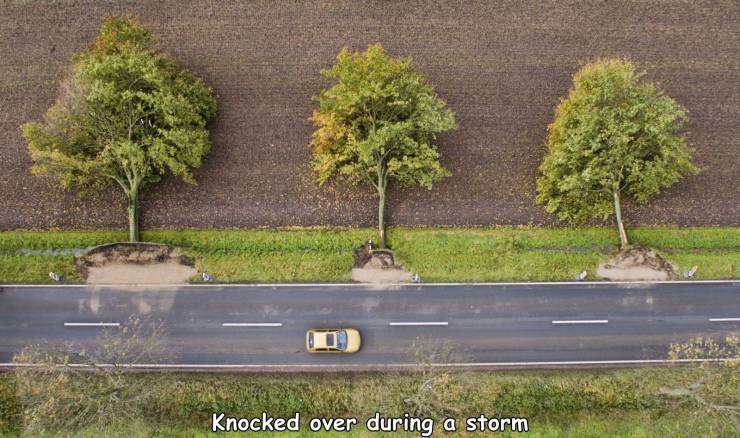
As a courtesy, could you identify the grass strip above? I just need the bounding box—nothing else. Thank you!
[0,227,737,283]
[1,367,737,437]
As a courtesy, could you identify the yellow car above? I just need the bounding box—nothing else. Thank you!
[306,328,361,353]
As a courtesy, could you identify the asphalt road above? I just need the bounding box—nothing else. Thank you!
[0,282,738,370]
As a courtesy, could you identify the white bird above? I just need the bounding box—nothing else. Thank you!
[202,272,213,283]
[367,239,373,251]
[576,271,588,281]
[412,273,422,284]
[48,271,62,282]
[683,266,698,279]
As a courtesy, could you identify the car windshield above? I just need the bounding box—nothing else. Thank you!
[336,330,348,350]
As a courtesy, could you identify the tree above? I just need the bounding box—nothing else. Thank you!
[403,338,466,419]
[663,336,740,423]
[12,316,169,433]
[310,44,456,248]
[22,16,217,242]
[535,59,698,248]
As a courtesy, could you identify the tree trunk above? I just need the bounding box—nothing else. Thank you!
[612,190,628,248]
[127,188,140,243]
[375,163,389,249]
[377,188,386,249]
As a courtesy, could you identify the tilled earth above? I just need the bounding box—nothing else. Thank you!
[1,1,738,230]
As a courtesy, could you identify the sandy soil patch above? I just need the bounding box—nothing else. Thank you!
[77,243,196,284]
[351,245,413,283]
[351,267,413,284]
[597,246,677,281]
[85,261,196,284]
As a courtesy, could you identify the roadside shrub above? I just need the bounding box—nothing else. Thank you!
[0,375,20,436]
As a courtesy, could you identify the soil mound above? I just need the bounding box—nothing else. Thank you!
[351,244,412,283]
[597,246,677,281]
[353,243,374,268]
[76,243,196,284]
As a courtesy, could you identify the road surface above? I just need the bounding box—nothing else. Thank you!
[0,281,738,370]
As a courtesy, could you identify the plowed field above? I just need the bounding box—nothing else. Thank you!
[1,1,737,229]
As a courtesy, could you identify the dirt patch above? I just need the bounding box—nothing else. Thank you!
[597,246,677,281]
[85,262,197,284]
[351,267,413,283]
[76,243,196,284]
[351,246,413,283]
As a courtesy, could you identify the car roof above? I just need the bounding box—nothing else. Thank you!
[311,330,338,349]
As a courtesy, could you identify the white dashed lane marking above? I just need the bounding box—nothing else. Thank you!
[552,320,608,325]
[64,322,120,327]
[222,323,283,327]
[389,322,449,326]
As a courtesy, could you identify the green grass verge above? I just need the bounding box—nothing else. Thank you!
[1,367,738,437]
[0,227,738,283]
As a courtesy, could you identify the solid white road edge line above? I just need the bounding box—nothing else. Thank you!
[3,279,737,288]
[708,318,740,322]
[63,322,120,327]
[222,323,283,327]
[389,322,449,326]
[2,358,738,369]
[552,320,608,324]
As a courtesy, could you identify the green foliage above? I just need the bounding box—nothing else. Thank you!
[21,16,217,241]
[310,43,456,188]
[536,59,698,246]
[310,43,456,246]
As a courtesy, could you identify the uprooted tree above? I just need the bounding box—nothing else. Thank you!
[310,43,456,248]
[403,338,466,419]
[536,59,698,248]
[12,316,169,433]
[663,336,740,422]
[22,16,217,242]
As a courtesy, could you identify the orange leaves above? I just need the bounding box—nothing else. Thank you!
[309,110,346,154]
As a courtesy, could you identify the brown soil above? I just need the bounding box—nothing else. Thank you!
[76,243,196,284]
[85,262,197,284]
[597,246,677,281]
[352,243,374,268]
[1,1,738,230]
[351,267,413,284]
[351,249,412,283]
[362,252,396,269]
